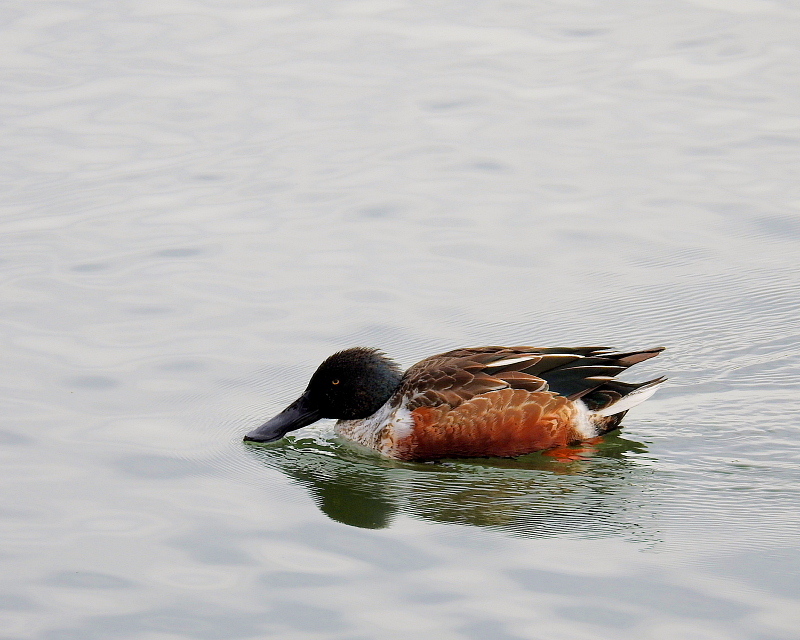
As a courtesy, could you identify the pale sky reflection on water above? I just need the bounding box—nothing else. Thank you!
[1,1,799,639]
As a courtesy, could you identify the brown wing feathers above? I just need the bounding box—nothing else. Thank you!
[402,350,548,411]
[401,345,664,411]
[492,371,548,392]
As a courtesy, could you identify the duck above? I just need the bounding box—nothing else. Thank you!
[244,345,666,461]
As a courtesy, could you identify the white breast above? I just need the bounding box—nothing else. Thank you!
[335,399,415,453]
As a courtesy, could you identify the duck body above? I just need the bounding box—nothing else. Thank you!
[245,345,666,461]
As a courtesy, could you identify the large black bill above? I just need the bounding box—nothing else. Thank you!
[243,393,321,443]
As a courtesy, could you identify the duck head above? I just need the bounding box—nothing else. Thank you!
[244,347,403,443]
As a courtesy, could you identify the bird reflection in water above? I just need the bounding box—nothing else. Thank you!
[245,430,653,538]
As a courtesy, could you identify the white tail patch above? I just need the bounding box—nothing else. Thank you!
[595,381,664,417]
[573,400,598,439]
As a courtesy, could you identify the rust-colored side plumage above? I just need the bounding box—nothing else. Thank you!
[392,389,584,461]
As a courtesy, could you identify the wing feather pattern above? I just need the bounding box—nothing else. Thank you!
[399,345,664,412]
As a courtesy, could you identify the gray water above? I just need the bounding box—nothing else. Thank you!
[2,1,800,638]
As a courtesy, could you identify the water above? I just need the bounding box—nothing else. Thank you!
[2,1,799,638]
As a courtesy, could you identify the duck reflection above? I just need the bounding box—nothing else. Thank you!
[245,429,652,538]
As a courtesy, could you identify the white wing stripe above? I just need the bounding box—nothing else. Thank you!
[485,356,540,368]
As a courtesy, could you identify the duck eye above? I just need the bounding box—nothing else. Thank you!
[331,379,340,385]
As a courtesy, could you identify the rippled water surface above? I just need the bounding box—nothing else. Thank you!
[2,1,800,638]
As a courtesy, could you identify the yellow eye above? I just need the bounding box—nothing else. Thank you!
[331,379,340,385]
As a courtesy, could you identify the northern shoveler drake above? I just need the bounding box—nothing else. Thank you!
[244,345,666,461]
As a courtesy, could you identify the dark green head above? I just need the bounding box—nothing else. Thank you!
[244,348,403,443]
